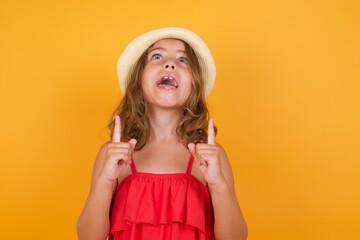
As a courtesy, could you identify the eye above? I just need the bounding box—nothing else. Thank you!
[150,53,162,61]
[178,57,188,64]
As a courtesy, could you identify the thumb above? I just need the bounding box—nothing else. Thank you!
[129,139,137,152]
[187,143,196,156]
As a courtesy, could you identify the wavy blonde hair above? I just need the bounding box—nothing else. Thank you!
[108,40,216,150]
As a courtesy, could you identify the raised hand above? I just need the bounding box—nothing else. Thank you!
[99,116,137,182]
[188,119,226,187]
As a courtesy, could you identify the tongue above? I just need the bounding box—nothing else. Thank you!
[159,79,177,88]
[162,79,174,86]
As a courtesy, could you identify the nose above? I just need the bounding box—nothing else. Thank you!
[164,63,176,70]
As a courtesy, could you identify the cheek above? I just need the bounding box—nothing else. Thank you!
[183,80,193,100]
[186,75,193,91]
[139,76,149,97]
[140,81,149,97]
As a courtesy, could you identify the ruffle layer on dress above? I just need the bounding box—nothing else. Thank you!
[109,173,215,240]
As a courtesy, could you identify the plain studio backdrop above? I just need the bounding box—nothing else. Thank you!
[1,0,359,239]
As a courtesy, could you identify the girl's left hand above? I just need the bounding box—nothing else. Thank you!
[188,119,226,187]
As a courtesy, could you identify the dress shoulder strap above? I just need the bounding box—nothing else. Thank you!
[186,154,195,175]
[130,157,137,173]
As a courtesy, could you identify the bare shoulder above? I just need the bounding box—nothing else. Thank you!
[215,142,236,190]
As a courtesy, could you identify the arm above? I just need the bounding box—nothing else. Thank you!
[209,144,248,240]
[77,142,115,240]
[188,119,247,240]
[77,116,136,240]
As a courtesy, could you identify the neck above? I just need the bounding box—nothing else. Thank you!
[147,107,183,143]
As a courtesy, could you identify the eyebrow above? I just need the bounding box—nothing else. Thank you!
[148,47,186,54]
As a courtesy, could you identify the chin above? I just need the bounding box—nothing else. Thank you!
[150,101,186,111]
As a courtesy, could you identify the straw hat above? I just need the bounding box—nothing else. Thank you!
[117,27,216,96]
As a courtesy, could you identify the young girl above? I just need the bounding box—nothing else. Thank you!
[77,27,247,240]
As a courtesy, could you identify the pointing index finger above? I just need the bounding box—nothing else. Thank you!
[112,115,121,143]
[207,118,215,145]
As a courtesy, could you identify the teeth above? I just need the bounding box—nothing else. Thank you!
[159,76,177,88]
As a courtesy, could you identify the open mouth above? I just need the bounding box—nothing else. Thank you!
[157,76,178,89]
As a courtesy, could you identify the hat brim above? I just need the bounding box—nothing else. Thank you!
[117,27,216,96]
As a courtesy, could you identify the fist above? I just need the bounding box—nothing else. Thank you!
[99,116,136,182]
[188,119,226,186]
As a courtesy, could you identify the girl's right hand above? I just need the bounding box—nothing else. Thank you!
[98,115,137,183]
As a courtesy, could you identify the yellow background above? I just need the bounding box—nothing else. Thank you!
[1,0,359,239]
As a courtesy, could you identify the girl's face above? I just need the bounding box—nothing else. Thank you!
[141,38,192,111]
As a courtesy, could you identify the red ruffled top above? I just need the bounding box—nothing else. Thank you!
[109,155,215,240]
